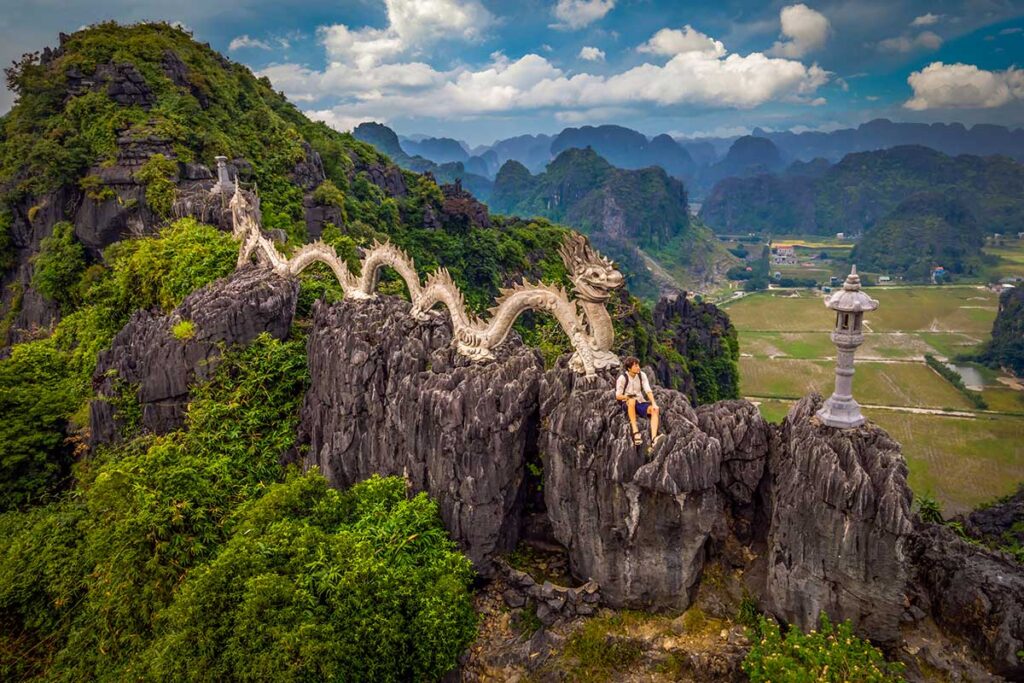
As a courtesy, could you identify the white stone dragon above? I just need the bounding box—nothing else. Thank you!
[228,182,625,375]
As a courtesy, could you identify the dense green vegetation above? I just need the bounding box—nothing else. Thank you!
[974,286,1024,376]
[701,145,1024,243]
[852,193,988,280]
[30,221,86,310]
[0,218,238,512]
[742,614,904,682]
[0,333,476,680]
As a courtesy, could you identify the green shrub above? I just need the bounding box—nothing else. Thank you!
[312,178,346,208]
[743,614,904,682]
[79,173,116,202]
[914,492,944,524]
[170,319,195,340]
[145,473,477,682]
[104,217,236,314]
[135,153,178,217]
[31,221,87,310]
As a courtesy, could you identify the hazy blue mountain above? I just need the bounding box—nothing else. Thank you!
[400,136,470,164]
[700,145,1024,237]
[490,148,732,297]
[692,119,1024,163]
[549,125,695,178]
[354,122,493,199]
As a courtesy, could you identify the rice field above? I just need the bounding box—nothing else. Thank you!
[731,282,1023,515]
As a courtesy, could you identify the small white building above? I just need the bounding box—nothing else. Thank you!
[772,245,798,265]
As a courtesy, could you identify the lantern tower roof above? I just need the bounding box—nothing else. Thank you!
[824,265,878,313]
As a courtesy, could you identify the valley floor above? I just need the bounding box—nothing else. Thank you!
[721,285,1024,515]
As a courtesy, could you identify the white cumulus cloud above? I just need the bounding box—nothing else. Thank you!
[318,0,493,69]
[550,0,615,30]
[878,30,943,53]
[905,62,1024,110]
[637,25,726,58]
[261,14,830,124]
[910,13,941,27]
[229,35,273,51]
[768,4,830,58]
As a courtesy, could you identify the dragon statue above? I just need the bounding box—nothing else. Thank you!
[228,181,625,375]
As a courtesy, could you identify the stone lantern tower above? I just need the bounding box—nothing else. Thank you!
[213,156,233,194]
[817,265,878,428]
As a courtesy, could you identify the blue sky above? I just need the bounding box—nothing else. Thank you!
[1,0,1023,145]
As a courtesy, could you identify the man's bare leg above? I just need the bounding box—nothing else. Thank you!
[650,405,660,441]
[627,398,640,439]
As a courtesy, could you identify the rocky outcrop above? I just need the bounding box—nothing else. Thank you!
[696,400,770,543]
[299,295,542,574]
[765,394,914,645]
[90,267,298,442]
[539,364,725,609]
[907,524,1024,678]
[650,295,739,403]
[497,559,601,624]
[74,130,178,253]
[66,62,155,108]
[440,179,490,230]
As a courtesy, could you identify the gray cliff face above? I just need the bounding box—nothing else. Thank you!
[696,399,770,543]
[765,394,914,645]
[90,267,298,442]
[539,364,725,609]
[299,296,542,575]
[908,524,1024,679]
[83,275,1024,677]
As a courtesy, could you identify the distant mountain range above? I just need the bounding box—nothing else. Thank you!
[367,119,1024,201]
[352,123,494,200]
[700,145,1024,238]
[489,148,733,298]
[351,120,1024,283]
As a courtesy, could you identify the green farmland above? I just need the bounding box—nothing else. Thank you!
[725,285,1023,515]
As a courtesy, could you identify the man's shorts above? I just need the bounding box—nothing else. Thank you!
[620,400,651,418]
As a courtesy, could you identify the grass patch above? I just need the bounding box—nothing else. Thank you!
[740,358,973,410]
[170,319,195,341]
[562,612,649,682]
[725,287,997,334]
[868,410,1024,515]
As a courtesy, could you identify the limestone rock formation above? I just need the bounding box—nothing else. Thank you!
[299,295,543,574]
[696,400,770,542]
[908,524,1024,679]
[539,364,725,608]
[765,394,914,645]
[90,267,298,442]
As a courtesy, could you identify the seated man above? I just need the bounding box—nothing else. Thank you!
[615,356,662,447]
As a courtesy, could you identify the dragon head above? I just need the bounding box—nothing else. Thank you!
[558,233,625,303]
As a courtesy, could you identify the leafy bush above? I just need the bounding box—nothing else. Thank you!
[170,319,195,340]
[145,474,477,682]
[31,221,86,310]
[742,614,904,682]
[312,178,346,208]
[103,217,237,315]
[134,153,178,218]
[914,492,944,524]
